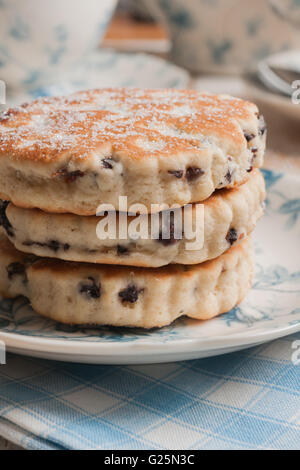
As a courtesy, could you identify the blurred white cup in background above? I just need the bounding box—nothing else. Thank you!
[137,0,300,74]
[0,0,117,90]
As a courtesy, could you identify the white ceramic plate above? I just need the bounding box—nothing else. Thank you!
[0,169,299,364]
[7,49,190,105]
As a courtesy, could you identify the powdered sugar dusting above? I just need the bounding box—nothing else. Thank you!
[0,88,255,162]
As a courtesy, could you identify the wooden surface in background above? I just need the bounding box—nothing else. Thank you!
[102,13,169,53]
[103,15,167,41]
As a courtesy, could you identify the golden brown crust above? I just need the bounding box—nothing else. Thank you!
[0,88,266,214]
[0,88,257,163]
[22,236,250,278]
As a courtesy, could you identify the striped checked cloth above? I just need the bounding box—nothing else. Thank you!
[0,333,299,450]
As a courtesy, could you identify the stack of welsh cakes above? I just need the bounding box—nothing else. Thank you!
[0,88,266,328]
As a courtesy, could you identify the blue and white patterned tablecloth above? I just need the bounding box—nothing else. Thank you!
[0,333,299,450]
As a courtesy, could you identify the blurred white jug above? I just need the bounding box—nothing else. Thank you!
[0,0,117,89]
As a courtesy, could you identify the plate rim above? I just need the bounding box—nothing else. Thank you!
[0,320,299,359]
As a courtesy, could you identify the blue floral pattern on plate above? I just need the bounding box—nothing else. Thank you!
[7,51,190,106]
[0,169,299,360]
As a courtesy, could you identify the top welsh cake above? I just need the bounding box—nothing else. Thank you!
[0,88,266,215]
